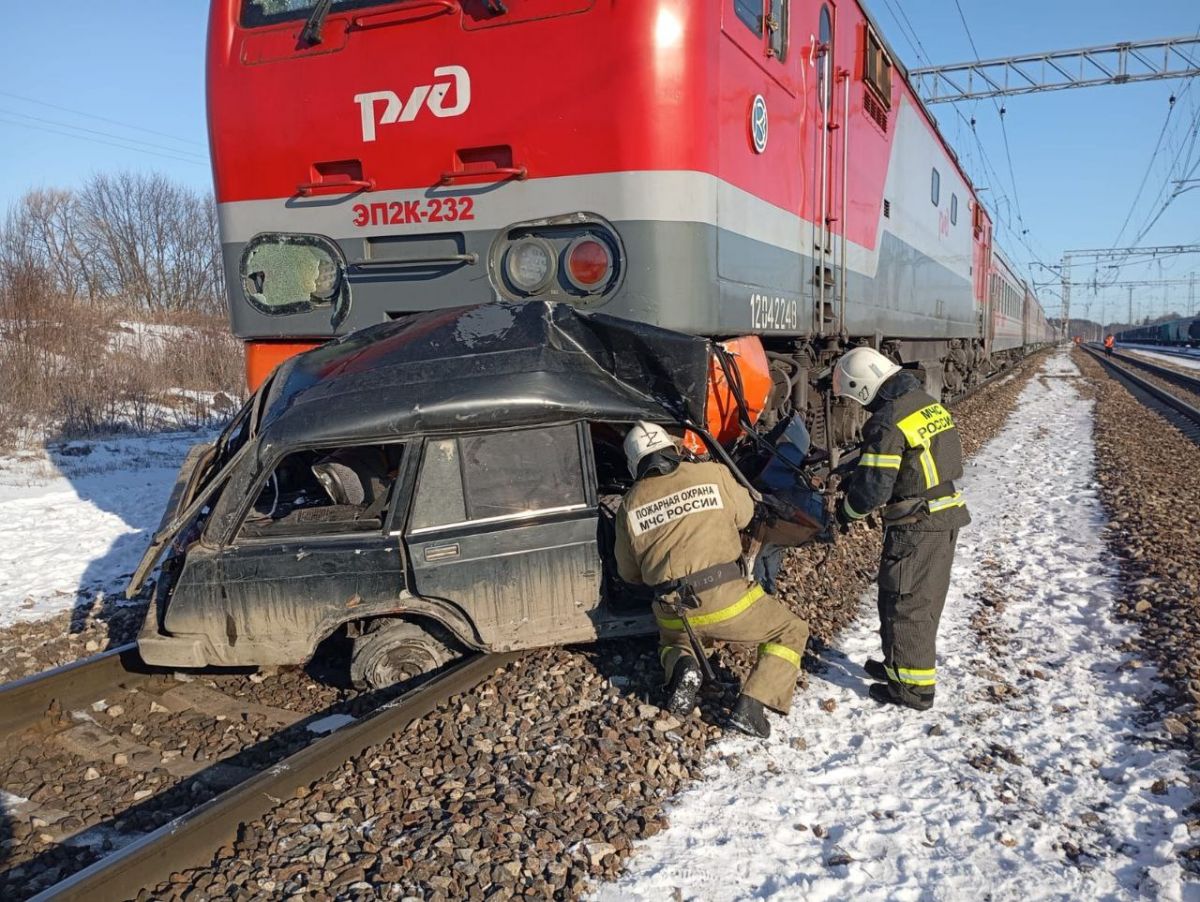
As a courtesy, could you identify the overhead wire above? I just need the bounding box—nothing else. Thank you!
[948,0,1049,279]
[0,107,209,163]
[0,115,208,167]
[1116,20,1200,249]
[0,89,206,149]
[1110,96,1180,248]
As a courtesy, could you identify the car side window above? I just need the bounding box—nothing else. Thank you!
[410,424,586,532]
[239,444,402,539]
[410,439,468,531]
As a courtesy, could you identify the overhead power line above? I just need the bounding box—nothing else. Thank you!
[0,89,206,149]
[0,108,208,163]
[948,0,1031,253]
[1058,244,1200,327]
[911,35,1200,103]
[0,116,208,167]
[876,0,1053,283]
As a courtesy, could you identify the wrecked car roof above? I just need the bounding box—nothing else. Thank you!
[256,302,713,459]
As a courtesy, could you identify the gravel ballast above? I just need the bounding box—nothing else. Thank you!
[1076,349,1200,820]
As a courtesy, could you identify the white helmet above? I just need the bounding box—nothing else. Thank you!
[623,421,676,477]
[832,347,902,406]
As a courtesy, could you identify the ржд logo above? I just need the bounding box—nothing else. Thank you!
[353,65,471,142]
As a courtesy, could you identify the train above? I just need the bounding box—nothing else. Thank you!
[209,0,1058,450]
[1116,315,1200,348]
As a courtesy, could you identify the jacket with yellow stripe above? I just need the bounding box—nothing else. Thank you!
[842,369,970,531]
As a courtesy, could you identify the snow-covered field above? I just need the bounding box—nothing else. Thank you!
[600,351,1196,901]
[0,432,207,627]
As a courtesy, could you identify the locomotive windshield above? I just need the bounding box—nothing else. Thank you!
[241,0,396,27]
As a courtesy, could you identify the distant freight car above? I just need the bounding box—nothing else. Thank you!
[207,0,1057,450]
[1117,316,1200,348]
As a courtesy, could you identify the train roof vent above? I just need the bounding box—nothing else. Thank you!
[864,91,889,133]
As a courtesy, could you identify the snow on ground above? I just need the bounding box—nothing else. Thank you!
[1123,348,1200,372]
[600,350,1197,901]
[0,431,210,628]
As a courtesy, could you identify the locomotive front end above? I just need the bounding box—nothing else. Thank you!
[210,0,715,388]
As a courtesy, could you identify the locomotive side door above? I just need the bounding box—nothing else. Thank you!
[401,423,607,652]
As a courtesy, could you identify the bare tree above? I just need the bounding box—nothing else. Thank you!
[76,172,224,314]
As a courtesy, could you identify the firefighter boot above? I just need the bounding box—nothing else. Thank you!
[864,659,888,682]
[727,694,771,738]
[664,657,703,717]
[868,681,934,711]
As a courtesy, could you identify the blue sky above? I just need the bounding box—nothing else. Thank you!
[0,1,1197,325]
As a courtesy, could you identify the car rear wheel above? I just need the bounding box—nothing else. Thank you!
[350,619,460,690]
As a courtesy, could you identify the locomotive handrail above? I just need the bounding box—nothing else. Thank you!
[296,175,376,196]
[350,254,479,268]
[439,165,527,185]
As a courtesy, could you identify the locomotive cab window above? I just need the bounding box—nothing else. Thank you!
[410,424,588,533]
[734,0,763,36]
[239,444,403,540]
[931,168,941,206]
[242,0,393,28]
[863,26,893,108]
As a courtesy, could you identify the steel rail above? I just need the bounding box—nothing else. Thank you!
[1083,345,1200,443]
[0,642,150,734]
[1117,344,1200,364]
[32,651,517,902]
[1110,348,1200,397]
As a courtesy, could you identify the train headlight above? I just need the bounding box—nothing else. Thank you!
[563,236,613,293]
[504,237,556,294]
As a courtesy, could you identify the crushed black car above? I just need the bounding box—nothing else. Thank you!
[129,302,825,688]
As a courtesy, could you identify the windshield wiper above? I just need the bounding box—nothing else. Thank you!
[300,0,334,46]
[486,0,508,13]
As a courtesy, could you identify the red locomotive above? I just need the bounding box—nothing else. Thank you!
[210,0,1057,428]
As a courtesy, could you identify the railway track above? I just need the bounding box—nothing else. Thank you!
[1084,345,1200,445]
[0,349,1053,900]
[1116,343,1200,364]
[36,654,512,902]
[0,642,513,901]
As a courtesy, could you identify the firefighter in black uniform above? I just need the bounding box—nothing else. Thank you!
[832,347,971,711]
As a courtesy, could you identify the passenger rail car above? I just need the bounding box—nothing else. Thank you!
[211,0,1057,439]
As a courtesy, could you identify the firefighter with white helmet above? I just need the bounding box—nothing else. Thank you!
[832,347,970,711]
[613,422,809,738]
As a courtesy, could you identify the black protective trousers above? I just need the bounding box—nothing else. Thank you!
[876,526,960,706]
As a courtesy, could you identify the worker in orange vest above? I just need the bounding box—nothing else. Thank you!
[1104,334,1115,356]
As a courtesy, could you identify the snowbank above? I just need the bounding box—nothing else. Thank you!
[0,431,210,628]
[1125,349,1200,372]
[600,350,1195,901]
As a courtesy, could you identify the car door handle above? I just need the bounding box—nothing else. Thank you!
[424,544,460,562]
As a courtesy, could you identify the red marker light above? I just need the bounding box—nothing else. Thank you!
[565,237,612,291]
